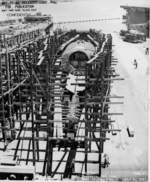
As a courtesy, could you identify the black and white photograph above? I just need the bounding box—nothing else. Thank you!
[0,0,149,181]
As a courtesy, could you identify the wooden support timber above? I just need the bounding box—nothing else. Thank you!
[0,29,123,179]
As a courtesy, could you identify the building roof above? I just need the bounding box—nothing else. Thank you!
[121,2,150,10]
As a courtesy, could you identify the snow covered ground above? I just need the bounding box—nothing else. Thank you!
[102,33,149,179]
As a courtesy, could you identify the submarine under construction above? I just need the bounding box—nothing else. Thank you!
[0,15,123,180]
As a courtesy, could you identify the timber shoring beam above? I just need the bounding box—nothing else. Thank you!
[0,30,123,179]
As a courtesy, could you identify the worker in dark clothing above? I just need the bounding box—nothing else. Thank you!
[145,47,149,55]
[133,59,138,69]
[103,153,110,168]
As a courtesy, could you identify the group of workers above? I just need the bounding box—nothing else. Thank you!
[133,47,149,69]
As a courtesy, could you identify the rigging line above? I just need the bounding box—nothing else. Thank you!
[54,17,121,25]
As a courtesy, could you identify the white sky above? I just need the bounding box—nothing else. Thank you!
[0,0,149,22]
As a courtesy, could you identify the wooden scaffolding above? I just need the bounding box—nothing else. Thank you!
[0,29,123,179]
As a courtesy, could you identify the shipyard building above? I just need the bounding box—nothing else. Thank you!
[121,4,150,37]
